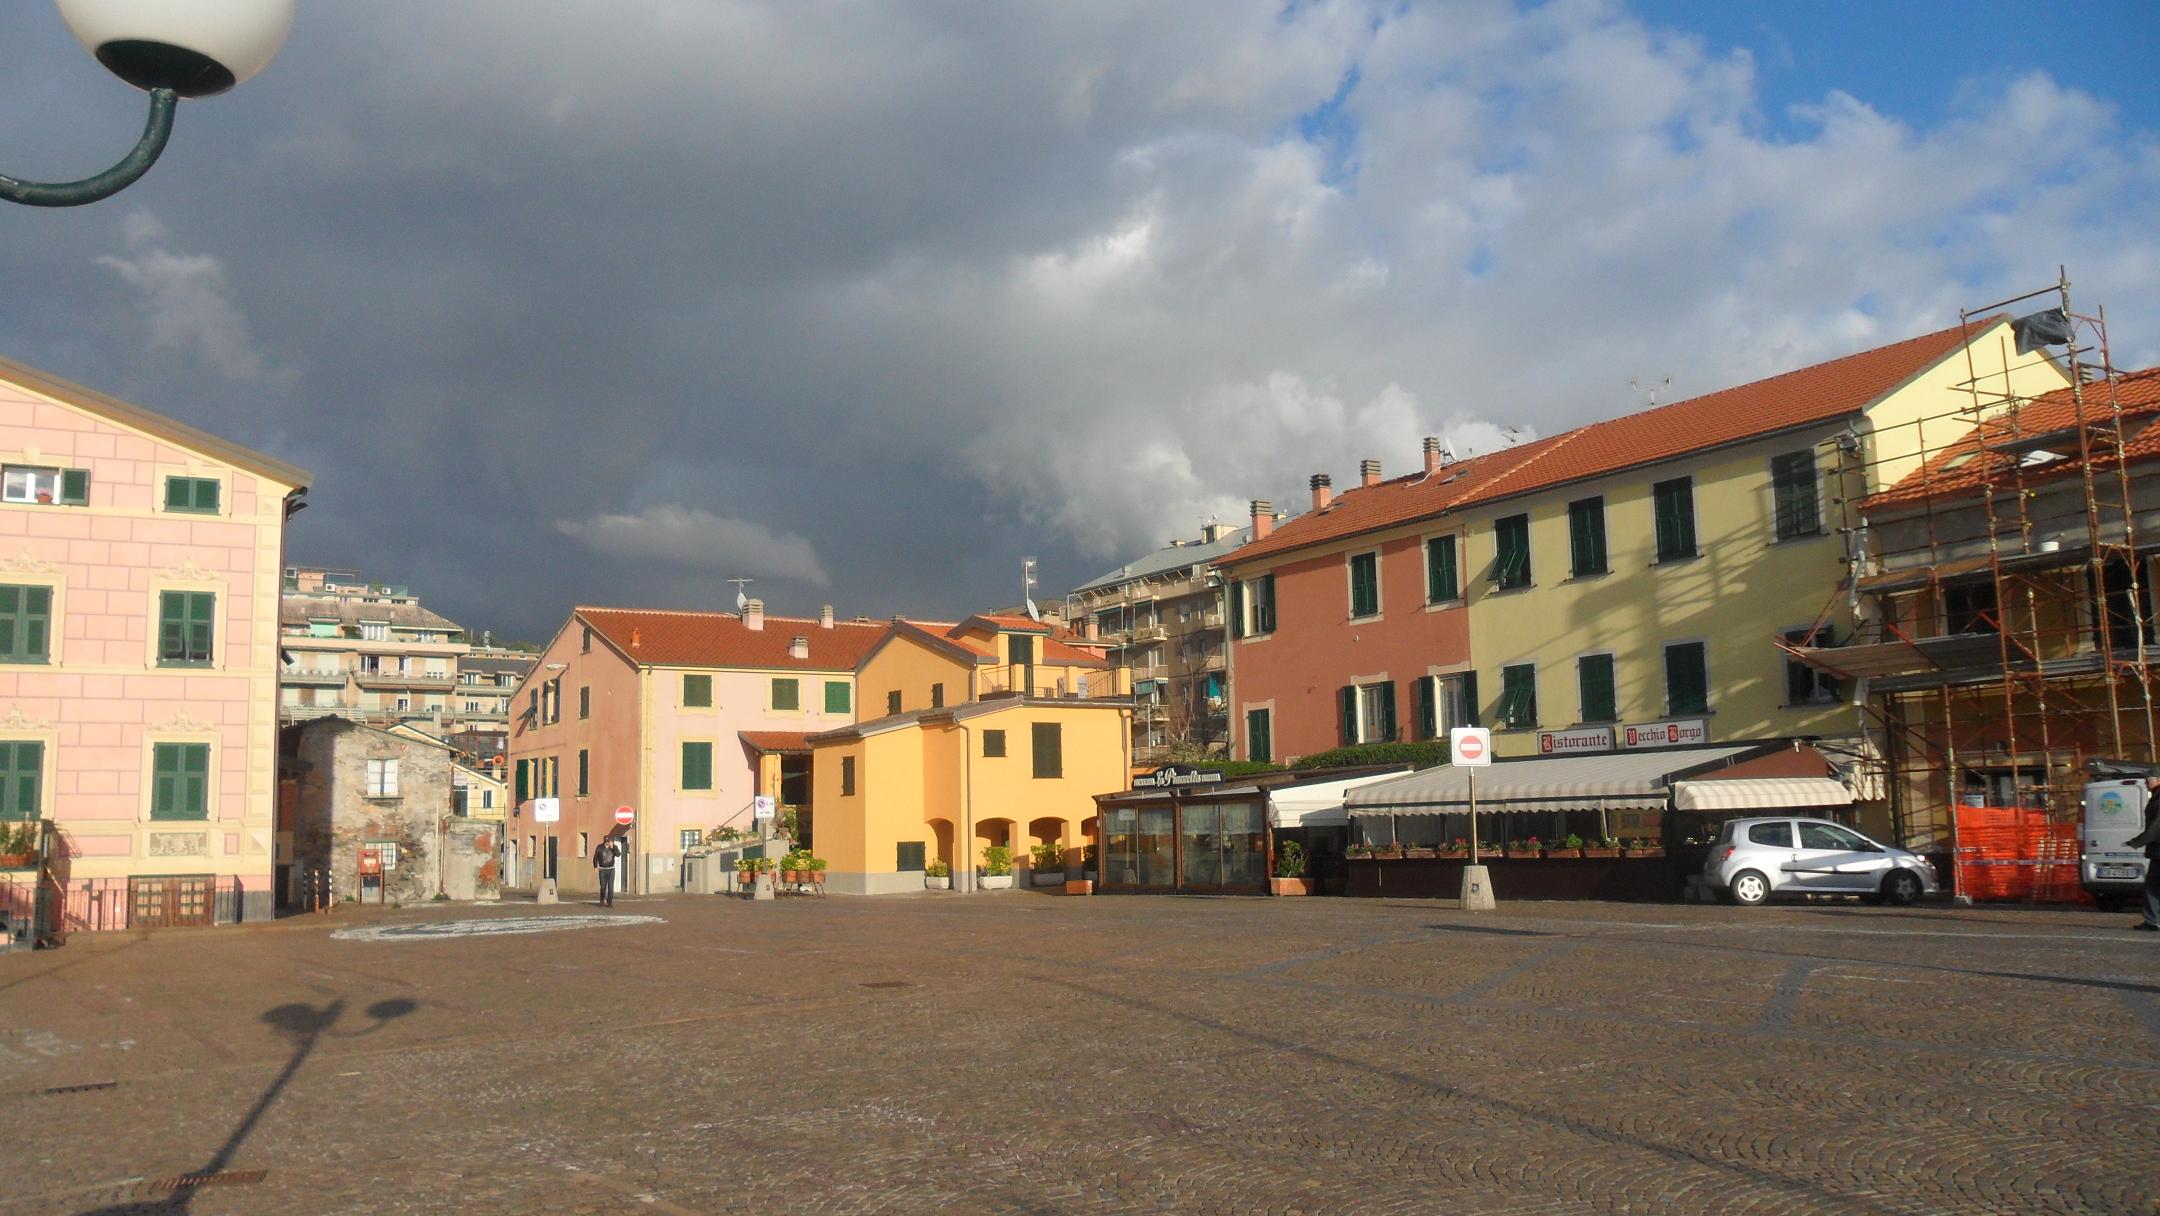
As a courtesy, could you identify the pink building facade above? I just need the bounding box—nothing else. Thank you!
[0,356,310,928]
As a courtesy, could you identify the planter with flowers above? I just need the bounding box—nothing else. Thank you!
[0,822,37,870]
[1580,837,1622,859]
[1505,837,1544,860]
[1544,834,1585,859]
[924,859,951,890]
[979,844,1015,890]
[1030,840,1066,887]
[1622,839,1665,859]
[1269,840,1315,896]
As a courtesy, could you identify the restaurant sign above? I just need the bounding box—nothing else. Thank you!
[1134,763,1227,790]
[1621,718,1710,750]
[1537,725,1614,755]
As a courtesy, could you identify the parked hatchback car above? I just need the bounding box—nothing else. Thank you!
[1703,817,1939,906]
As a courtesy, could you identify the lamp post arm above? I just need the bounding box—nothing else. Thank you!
[0,88,177,207]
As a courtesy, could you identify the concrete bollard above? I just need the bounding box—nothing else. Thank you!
[1459,864,1496,912]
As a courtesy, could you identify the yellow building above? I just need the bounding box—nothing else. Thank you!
[1448,318,2068,834]
[807,615,1132,894]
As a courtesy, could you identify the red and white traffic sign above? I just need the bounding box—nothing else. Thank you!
[613,806,635,826]
[1450,726,1493,767]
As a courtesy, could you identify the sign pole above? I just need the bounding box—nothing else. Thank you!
[1468,770,1479,864]
[1450,726,1496,913]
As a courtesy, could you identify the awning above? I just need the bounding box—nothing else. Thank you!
[1269,772,1413,828]
[1346,746,1757,815]
[1672,777,1854,813]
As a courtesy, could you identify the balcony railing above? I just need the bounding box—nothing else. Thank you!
[355,671,456,688]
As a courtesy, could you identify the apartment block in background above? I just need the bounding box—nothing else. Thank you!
[0,354,310,928]
[278,568,470,729]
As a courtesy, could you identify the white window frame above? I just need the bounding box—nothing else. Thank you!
[2,466,61,503]
[366,758,401,798]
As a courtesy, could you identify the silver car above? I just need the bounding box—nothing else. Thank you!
[1703,817,1939,906]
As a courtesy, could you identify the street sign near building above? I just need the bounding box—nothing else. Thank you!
[1450,726,1492,767]
[753,796,776,820]
[533,797,560,823]
[614,806,635,827]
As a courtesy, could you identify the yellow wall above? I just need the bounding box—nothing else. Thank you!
[1462,328,2070,759]
[856,632,975,719]
[962,702,1126,852]
[1857,318,2072,495]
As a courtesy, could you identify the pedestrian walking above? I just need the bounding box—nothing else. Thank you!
[2132,777,2160,932]
[595,834,622,908]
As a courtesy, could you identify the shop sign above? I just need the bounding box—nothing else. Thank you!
[1620,718,1710,750]
[1537,726,1613,755]
[1134,763,1226,789]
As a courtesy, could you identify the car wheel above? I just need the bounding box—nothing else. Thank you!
[2094,893,2125,913]
[1728,870,1770,906]
[1881,869,1923,907]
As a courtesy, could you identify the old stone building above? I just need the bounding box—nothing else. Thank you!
[283,718,461,906]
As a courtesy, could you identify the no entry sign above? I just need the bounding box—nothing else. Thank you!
[1450,726,1493,767]
[614,806,636,827]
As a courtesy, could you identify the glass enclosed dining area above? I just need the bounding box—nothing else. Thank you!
[1099,796,1268,893]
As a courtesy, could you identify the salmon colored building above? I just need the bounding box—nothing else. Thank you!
[0,355,311,929]
[506,600,885,896]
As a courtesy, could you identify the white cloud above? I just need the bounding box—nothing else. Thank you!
[93,210,288,385]
[554,506,831,587]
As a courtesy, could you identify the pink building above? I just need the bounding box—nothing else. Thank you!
[0,355,310,930]
[506,600,885,896]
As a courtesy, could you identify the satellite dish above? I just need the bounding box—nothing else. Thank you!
[1025,598,1041,622]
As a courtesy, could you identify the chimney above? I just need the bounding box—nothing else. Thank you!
[1360,459,1382,487]
[1077,615,1097,640]
[744,599,764,631]
[1310,474,1333,511]
[1201,522,1226,544]
[819,604,835,629]
[1423,436,1443,476]
[630,627,641,649]
[789,635,810,659]
[1250,499,1274,541]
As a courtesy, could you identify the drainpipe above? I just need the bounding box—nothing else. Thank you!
[958,721,975,894]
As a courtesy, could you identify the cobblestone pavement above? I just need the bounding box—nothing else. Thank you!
[2,892,2158,1214]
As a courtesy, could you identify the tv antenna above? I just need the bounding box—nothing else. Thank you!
[1022,557,1040,622]
[727,577,753,612]
[1629,375,1673,407]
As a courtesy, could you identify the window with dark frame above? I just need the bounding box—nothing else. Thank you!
[0,740,41,820]
[983,729,1007,757]
[1771,450,1822,540]
[840,755,856,795]
[771,678,800,711]
[1497,663,1538,730]
[578,686,590,719]
[150,742,210,820]
[681,741,712,790]
[1426,535,1459,604]
[896,841,926,871]
[163,476,221,514]
[577,749,589,796]
[157,591,214,667]
[1494,514,1531,589]
[1653,477,1697,561]
[887,690,902,715]
[1349,551,1380,617]
[1246,708,1272,763]
[1782,628,1843,706]
[1567,496,1608,577]
[1664,642,1709,715]
[0,584,52,664]
[931,682,944,709]
[1032,722,1063,778]
[2,465,87,506]
[683,674,712,707]
[1577,654,1616,722]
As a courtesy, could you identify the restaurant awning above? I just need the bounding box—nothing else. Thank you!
[1671,777,1853,812]
[1345,746,1758,815]
[1269,772,1415,828]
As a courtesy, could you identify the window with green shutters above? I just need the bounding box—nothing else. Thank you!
[3,465,88,505]
[1246,708,1272,763]
[1348,551,1380,617]
[1783,628,1842,705]
[0,741,41,820]
[577,749,589,796]
[983,730,1006,757]
[0,584,52,664]
[1665,642,1709,715]
[840,755,856,795]
[771,678,800,711]
[1426,536,1459,604]
[578,686,590,719]
[1240,574,1277,635]
[1653,477,1697,562]
[514,758,530,805]
[1493,515,1531,589]
[1032,722,1063,778]
[163,476,221,514]
[681,741,713,791]
[823,681,851,714]
[157,591,214,667]
[150,743,210,820]
[1771,450,1822,539]
[1577,654,1616,722]
[682,674,712,708]
[1567,496,1608,577]
[1497,663,1538,730]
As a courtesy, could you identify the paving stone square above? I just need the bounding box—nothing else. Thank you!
[2,893,2157,1214]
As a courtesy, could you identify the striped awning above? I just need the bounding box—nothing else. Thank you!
[1672,777,1853,813]
[1346,746,1756,816]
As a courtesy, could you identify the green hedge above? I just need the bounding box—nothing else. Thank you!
[1290,741,1452,771]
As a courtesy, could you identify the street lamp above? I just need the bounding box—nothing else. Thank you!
[1,0,296,207]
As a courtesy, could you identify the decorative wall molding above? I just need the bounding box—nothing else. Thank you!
[158,555,219,583]
[0,705,55,731]
[148,832,208,857]
[150,708,214,733]
[0,549,60,575]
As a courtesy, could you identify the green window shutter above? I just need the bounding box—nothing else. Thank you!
[194,478,220,512]
[164,477,190,510]
[1414,677,1434,740]
[1654,478,1696,560]
[1666,643,1709,715]
[1032,722,1063,778]
[0,584,52,663]
[1463,670,1480,727]
[841,755,856,795]
[1427,536,1458,603]
[1569,497,1606,576]
[1229,580,1246,639]
[577,750,589,796]
[515,759,530,804]
[1495,515,1530,588]
[1376,681,1398,742]
[1339,685,1358,745]
[58,469,88,505]
[824,681,851,714]
[151,743,209,820]
[682,674,712,708]
[771,678,799,710]
[159,592,186,663]
[1772,451,1820,539]
[1578,654,1616,722]
[1350,553,1379,617]
[0,741,41,819]
[1500,665,1537,729]
[1258,575,1277,633]
[681,741,712,790]
[1246,710,1271,764]
[983,729,1006,758]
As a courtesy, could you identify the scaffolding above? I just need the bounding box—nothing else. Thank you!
[1781,269,2156,899]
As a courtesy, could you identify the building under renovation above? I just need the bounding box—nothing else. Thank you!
[1789,274,2155,897]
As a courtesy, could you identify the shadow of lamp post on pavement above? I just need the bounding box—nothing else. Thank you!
[79,996,417,1214]
[1,1,295,207]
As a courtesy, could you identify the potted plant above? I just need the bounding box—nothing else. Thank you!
[1270,840,1315,896]
[1030,840,1066,886]
[1505,836,1543,859]
[1623,837,1665,859]
[806,857,828,886]
[1439,838,1469,858]
[1345,843,1373,860]
[924,859,951,890]
[1404,843,1437,859]
[1546,833,1585,859]
[1581,837,1621,859]
[0,823,36,869]
[980,844,1015,890]
[734,857,756,892]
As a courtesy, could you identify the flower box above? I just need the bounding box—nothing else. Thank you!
[1623,846,1665,859]
[1403,847,1437,859]
[1580,847,1620,859]
[1031,870,1064,887]
[980,874,1014,890]
[1269,877,1316,896]
[0,852,36,870]
[1064,879,1093,895]
[1543,846,1583,859]
[1504,846,1542,859]
[925,875,951,890]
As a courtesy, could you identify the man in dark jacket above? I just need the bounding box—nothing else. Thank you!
[594,835,622,908]
[2132,778,2160,931]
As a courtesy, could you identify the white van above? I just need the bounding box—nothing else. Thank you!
[2082,771,2151,911]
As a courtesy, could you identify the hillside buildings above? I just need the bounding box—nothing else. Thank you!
[0,355,310,926]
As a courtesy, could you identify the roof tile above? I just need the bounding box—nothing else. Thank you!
[578,607,887,671]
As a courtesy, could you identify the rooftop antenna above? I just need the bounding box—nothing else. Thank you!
[1022,557,1041,622]
[1629,375,1673,407]
[1442,439,1460,465]
[1501,426,1525,447]
[728,577,753,612]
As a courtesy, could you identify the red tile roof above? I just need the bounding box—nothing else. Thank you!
[1863,367,2160,510]
[1219,319,1999,569]
[577,607,888,671]
[739,730,815,755]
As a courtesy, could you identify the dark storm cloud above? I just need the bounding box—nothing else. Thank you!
[1,2,2153,639]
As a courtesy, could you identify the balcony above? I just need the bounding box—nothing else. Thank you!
[1129,623,1168,642]
[356,670,456,688]
[280,667,347,686]
[1129,664,1167,682]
